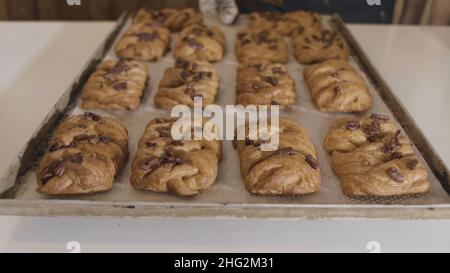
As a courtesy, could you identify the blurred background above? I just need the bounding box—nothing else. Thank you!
[0,0,448,24]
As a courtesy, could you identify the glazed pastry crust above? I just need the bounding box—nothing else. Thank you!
[132,8,203,32]
[172,25,225,62]
[115,23,171,61]
[293,29,349,64]
[324,114,430,196]
[36,113,129,195]
[131,117,222,196]
[236,62,296,109]
[283,11,321,32]
[303,59,372,112]
[235,29,289,63]
[81,59,149,111]
[236,117,321,195]
[249,11,321,36]
[155,59,219,110]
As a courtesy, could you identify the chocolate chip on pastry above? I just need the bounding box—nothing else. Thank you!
[248,11,321,36]
[155,59,219,110]
[293,29,349,64]
[303,59,372,112]
[36,113,129,195]
[81,59,149,111]
[236,117,321,195]
[172,25,225,62]
[115,22,171,61]
[131,117,222,196]
[236,62,296,109]
[132,8,203,32]
[324,114,430,196]
[235,29,289,63]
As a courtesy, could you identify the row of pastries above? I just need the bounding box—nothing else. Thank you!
[35,8,430,198]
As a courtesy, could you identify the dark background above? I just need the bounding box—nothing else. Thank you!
[0,0,199,20]
[0,0,395,23]
[239,0,395,24]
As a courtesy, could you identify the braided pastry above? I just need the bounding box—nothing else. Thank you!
[235,117,321,195]
[81,59,148,111]
[235,29,288,63]
[249,11,321,36]
[293,29,349,64]
[283,11,321,32]
[155,59,219,110]
[131,117,222,196]
[36,112,129,195]
[132,8,203,32]
[236,62,296,109]
[115,22,170,61]
[324,114,430,196]
[173,25,225,62]
[303,59,372,112]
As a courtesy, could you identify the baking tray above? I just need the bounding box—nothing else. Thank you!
[0,13,449,219]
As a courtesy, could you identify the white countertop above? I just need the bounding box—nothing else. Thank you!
[0,22,449,253]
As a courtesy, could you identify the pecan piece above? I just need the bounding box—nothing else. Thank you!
[305,155,319,169]
[346,121,360,131]
[407,159,419,170]
[387,167,405,182]
[84,112,101,122]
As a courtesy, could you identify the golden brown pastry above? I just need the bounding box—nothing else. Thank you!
[303,59,372,112]
[235,28,289,63]
[172,25,225,62]
[115,22,171,61]
[131,117,222,196]
[132,8,203,32]
[324,114,430,196]
[236,62,296,109]
[283,11,321,32]
[81,59,149,111]
[36,112,129,195]
[293,29,349,64]
[235,117,321,195]
[248,11,321,36]
[155,59,219,110]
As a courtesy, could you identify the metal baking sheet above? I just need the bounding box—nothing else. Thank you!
[0,13,449,219]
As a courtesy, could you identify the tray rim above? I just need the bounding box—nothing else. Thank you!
[0,199,450,219]
[0,14,449,220]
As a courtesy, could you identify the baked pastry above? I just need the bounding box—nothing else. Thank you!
[132,8,203,32]
[81,59,149,111]
[283,11,321,32]
[235,117,321,195]
[248,11,321,36]
[115,22,171,61]
[293,29,349,64]
[303,59,372,112]
[248,12,287,34]
[131,117,222,196]
[324,114,430,196]
[235,29,289,63]
[36,112,129,195]
[155,58,219,110]
[236,62,296,109]
[172,25,225,62]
